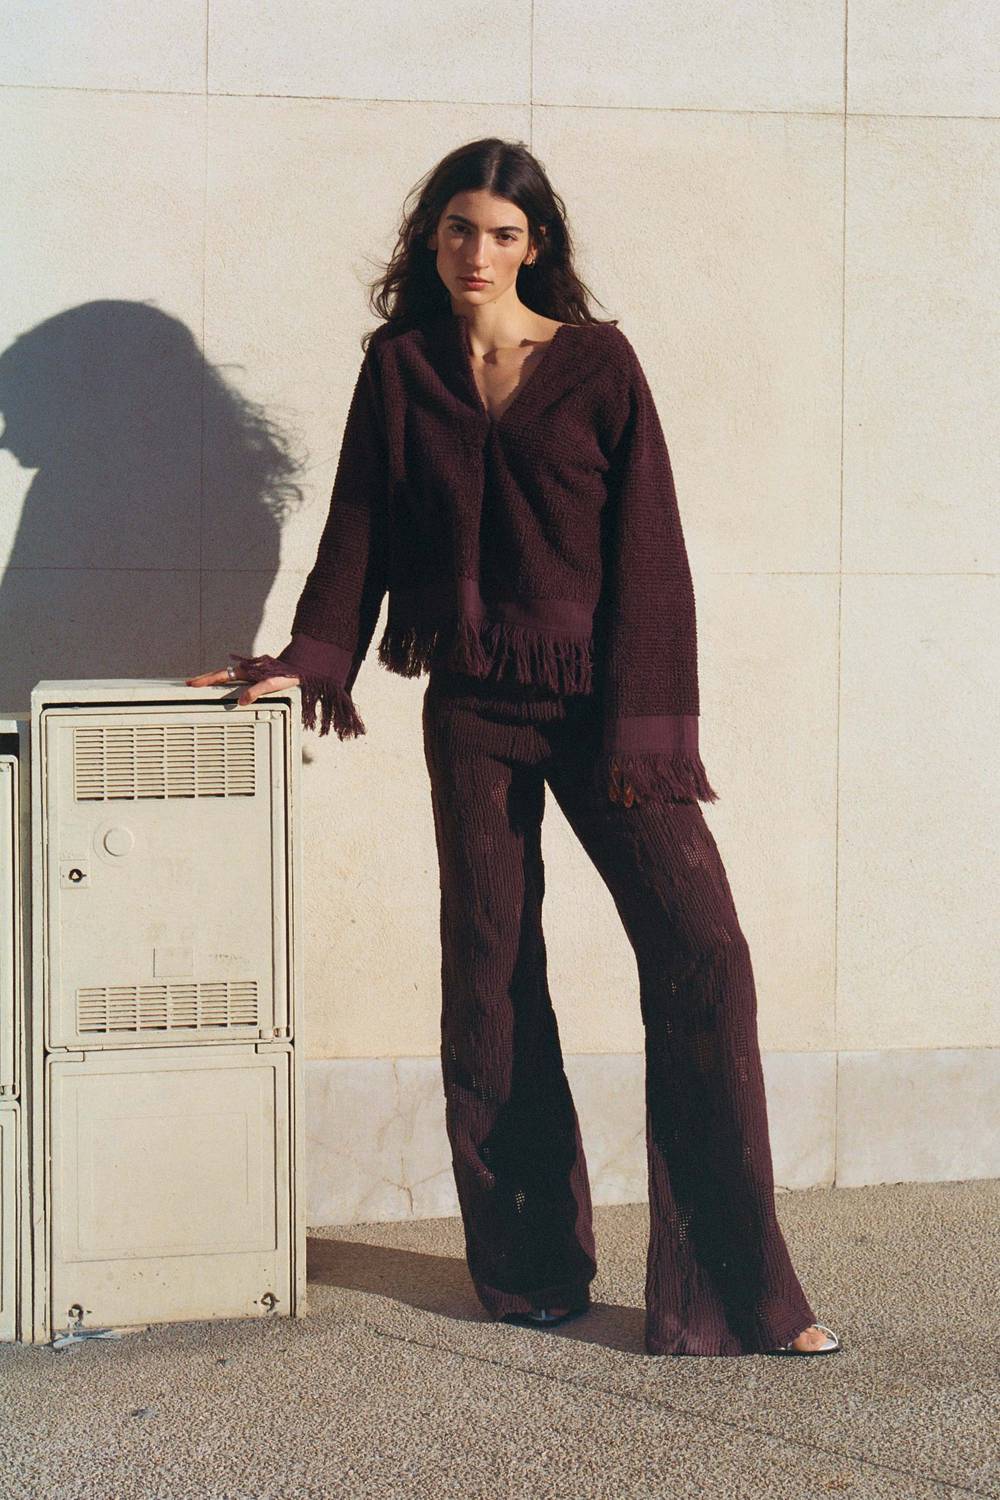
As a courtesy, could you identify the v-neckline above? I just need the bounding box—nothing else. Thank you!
[454,316,571,428]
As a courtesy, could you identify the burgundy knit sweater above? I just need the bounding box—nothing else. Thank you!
[232,310,718,806]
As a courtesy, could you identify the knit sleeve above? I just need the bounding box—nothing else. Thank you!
[230,339,389,739]
[598,336,719,806]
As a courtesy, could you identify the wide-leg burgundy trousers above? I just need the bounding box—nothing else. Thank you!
[421,664,817,1356]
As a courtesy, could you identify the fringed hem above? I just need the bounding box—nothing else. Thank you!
[608,752,720,807]
[228,653,366,740]
[378,614,594,695]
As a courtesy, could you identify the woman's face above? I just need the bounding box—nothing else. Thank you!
[428,189,537,309]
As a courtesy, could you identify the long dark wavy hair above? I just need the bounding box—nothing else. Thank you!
[359,137,618,352]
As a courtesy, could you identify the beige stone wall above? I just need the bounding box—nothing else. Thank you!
[2,3,996,1096]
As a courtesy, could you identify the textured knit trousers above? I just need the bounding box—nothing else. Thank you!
[421,665,817,1356]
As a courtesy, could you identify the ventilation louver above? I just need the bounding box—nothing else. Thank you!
[77,980,260,1035]
[73,723,256,800]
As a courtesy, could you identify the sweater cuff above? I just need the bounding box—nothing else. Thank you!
[229,632,365,740]
[603,714,719,806]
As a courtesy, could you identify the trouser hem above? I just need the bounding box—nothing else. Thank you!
[478,1280,595,1321]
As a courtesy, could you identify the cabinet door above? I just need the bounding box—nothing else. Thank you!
[48,1044,291,1332]
[0,1104,18,1342]
[0,760,16,1094]
[41,708,288,1049]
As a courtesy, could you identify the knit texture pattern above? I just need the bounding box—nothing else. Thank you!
[422,666,815,1353]
[232,311,719,806]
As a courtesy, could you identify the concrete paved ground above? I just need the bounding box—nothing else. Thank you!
[1,1179,997,1499]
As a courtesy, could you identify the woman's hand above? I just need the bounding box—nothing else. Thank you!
[185,666,301,709]
[609,757,640,808]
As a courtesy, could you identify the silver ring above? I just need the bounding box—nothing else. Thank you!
[226,664,236,681]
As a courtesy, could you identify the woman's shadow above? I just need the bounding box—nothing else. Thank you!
[0,298,306,713]
[307,1232,639,1352]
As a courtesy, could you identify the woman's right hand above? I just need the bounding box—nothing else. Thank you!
[185,666,301,709]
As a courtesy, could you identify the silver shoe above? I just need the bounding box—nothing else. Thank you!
[770,1321,841,1355]
[503,1304,588,1328]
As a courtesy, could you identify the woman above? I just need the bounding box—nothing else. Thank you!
[188,137,839,1358]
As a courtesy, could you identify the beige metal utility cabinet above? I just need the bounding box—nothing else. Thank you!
[0,715,31,1342]
[27,679,306,1343]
